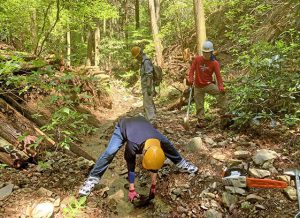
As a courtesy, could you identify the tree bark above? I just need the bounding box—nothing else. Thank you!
[135,0,140,29]
[66,29,71,67]
[94,21,101,66]
[193,0,206,55]
[154,0,160,27]
[86,27,94,66]
[148,0,164,67]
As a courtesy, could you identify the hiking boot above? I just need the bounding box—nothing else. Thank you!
[78,176,100,196]
[176,159,198,174]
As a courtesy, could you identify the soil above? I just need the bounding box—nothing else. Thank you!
[0,79,299,218]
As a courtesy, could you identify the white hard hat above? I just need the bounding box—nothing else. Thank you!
[202,41,214,52]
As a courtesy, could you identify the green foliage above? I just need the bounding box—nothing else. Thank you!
[63,196,87,218]
[228,39,300,129]
[0,163,8,169]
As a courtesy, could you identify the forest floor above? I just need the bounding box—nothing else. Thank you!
[0,78,300,218]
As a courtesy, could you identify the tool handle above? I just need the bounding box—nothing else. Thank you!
[295,170,300,210]
[186,86,193,116]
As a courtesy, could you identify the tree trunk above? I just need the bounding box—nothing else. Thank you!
[124,0,129,47]
[154,0,160,27]
[193,0,206,55]
[66,30,71,67]
[30,9,38,50]
[135,0,140,29]
[86,28,94,66]
[94,21,101,66]
[103,19,106,35]
[148,0,164,67]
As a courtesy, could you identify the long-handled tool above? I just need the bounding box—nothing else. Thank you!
[183,86,193,130]
[284,169,300,218]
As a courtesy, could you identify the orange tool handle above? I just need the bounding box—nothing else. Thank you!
[246,178,288,189]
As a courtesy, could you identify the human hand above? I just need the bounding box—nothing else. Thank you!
[149,184,156,200]
[128,189,139,202]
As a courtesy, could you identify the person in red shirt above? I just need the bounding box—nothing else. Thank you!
[188,40,227,127]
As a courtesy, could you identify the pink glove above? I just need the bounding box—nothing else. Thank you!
[128,189,139,202]
[149,184,156,199]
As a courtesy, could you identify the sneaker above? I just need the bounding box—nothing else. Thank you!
[78,176,100,196]
[176,159,198,173]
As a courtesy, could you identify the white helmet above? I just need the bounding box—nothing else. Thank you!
[202,40,214,52]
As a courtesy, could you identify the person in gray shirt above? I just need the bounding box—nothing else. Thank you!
[131,46,156,122]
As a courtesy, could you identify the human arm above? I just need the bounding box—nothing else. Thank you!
[188,58,197,85]
[125,145,139,202]
[214,61,225,92]
[149,172,157,199]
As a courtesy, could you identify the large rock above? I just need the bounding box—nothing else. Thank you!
[204,209,222,218]
[284,186,297,200]
[252,149,279,165]
[234,150,251,159]
[249,168,271,178]
[31,202,54,218]
[0,183,14,200]
[222,192,238,208]
[187,137,208,152]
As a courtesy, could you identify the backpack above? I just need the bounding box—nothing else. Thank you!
[142,58,163,87]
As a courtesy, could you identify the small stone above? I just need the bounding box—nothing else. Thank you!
[225,186,246,195]
[252,149,279,165]
[212,152,226,162]
[255,204,266,210]
[37,187,53,197]
[177,206,187,213]
[249,168,271,178]
[284,186,297,200]
[222,192,238,208]
[31,202,54,218]
[204,209,222,218]
[246,194,264,203]
[0,183,14,200]
[234,150,251,159]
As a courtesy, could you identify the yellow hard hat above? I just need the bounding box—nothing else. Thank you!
[142,138,166,170]
[131,46,141,58]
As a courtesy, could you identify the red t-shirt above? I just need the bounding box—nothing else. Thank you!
[188,56,224,91]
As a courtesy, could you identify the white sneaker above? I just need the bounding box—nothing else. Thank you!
[176,159,198,173]
[78,176,100,196]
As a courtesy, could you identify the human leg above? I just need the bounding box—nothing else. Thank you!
[79,124,125,196]
[143,91,156,122]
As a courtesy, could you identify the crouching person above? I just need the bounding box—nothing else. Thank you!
[78,116,198,201]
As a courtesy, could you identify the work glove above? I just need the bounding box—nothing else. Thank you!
[149,184,156,200]
[128,189,139,202]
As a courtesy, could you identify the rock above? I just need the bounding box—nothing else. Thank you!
[255,204,266,210]
[284,186,297,200]
[252,149,279,165]
[204,136,217,147]
[31,202,54,218]
[0,183,14,200]
[203,192,215,199]
[172,188,182,196]
[37,187,53,197]
[227,159,243,167]
[222,192,238,208]
[218,141,227,147]
[210,182,217,190]
[246,194,264,203]
[240,201,252,210]
[54,197,61,207]
[234,150,251,159]
[204,209,222,218]
[225,186,246,195]
[212,152,227,162]
[277,175,291,184]
[249,168,271,178]
[177,206,188,213]
[187,137,208,152]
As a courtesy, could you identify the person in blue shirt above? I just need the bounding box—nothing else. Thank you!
[78,116,198,202]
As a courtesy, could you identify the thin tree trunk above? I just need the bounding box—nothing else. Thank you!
[135,0,140,29]
[66,30,71,67]
[148,0,163,67]
[86,28,94,66]
[36,0,61,56]
[30,9,38,50]
[94,21,101,66]
[154,0,160,27]
[193,0,206,55]
[103,19,106,35]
